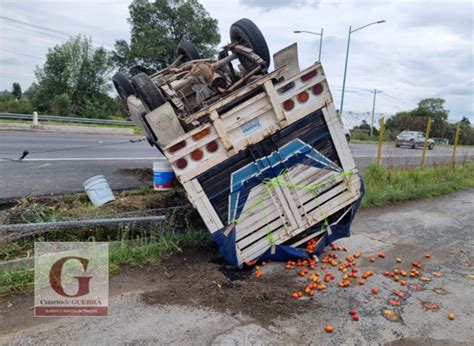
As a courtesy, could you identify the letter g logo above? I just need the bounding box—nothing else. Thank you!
[49,257,92,298]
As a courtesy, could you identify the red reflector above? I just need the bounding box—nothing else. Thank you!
[168,141,186,153]
[283,99,295,111]
[206,141,219,153]
[176,158,187,169]
[297,91,309,103]
[301,70,317,82]
[312,83,323,95]
[191,149,204,161]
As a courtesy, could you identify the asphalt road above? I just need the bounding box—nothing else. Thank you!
[1,131,473,201]
[1,190,473,344]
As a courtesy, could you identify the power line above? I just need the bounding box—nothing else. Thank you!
[0,72,36,80]
[0,48,44,60]
[0,15,72,37]
[0,16,113,48]
[0,20,70,41]
[382,92,414,109]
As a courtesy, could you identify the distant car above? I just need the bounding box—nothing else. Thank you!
[343,127,351,142]
[395,131,434,150]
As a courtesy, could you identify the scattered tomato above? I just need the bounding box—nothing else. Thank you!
[378,252,385,258]
[370,257,375,263]
[325,325,334,333]
[255,271,263,278]
[371,288,379,295]
[321,265,327,270]
[400,280,407,286]
[424,253,432,259]
[358,280,365,285]
[448,313,455,320]
[353,314,360,321]
[349,309,357,316]
[396,258,402,263]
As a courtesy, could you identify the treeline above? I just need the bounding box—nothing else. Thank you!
[350,98,473,145]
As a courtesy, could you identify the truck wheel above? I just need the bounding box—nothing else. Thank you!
[131,73,166,112]
[113,72,135,102]
[230,18,270,70]
[176,40,201,62]
[428,143,434,150]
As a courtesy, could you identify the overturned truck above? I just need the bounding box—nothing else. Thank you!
[113,18,364,267]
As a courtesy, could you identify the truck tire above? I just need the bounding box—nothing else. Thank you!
[230,18,270,70]
[113,72,135,102]
[428,143,434,150]
[131,73,166,112]
[176,40,201,62]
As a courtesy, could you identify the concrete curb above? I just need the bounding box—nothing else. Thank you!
[0,123,134,136]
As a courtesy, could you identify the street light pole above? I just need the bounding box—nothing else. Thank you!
[370,89,382,140]
[339,20,386,115]
[293,28,324,62]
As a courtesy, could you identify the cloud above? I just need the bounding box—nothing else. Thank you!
[0,0,472,122]
[239,0,319,11]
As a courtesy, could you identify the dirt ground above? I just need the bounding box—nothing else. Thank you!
[1,190,473,344]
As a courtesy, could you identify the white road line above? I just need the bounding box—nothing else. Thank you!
[20,157,160,161]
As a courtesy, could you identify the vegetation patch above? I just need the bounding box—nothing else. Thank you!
[361,162,474,208]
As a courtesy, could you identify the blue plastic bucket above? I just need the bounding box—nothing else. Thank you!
[83,175,115,206]
[153,159,175,190]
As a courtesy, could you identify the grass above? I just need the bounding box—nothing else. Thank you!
[361,162,474,208]
[0,224,211,297]
[1,163,473,297]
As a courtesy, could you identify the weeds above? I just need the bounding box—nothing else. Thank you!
[361,162,474,208]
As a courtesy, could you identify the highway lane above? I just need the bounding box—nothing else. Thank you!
[1,131,473,201]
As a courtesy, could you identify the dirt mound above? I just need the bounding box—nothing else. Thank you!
[141,248,308,323]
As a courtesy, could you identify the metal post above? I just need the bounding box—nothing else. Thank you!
[340,26,352,114]
[420,117,432,170]
[370,89,381,140]
[451,123,461,168]
[376,117,384,165]
[318,27,324,62]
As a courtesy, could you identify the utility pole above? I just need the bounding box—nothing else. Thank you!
[370,89,382,140]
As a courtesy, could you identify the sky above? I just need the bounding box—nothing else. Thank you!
[0,0,472,127]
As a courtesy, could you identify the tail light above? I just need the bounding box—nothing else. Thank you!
[283,99,295,111]
[168,140,186,153]
[191,149,204,161]
[206,141,219,153]
[176,158,187,169]
[312,83,323,95]
[301,69,317,82]
[297,91,309,103]
[192,128,210,141]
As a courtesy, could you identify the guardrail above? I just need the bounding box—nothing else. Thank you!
[0,112,134,126]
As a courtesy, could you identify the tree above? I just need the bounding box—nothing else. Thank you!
[460,116,471,126]
[113,0,221,75]
[31,36,119,118]
[385,98,451,139]
[411,98,448,121]
[12,82,22,99]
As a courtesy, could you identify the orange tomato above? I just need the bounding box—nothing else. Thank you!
[324,325,334,333]
[371,288,379,295]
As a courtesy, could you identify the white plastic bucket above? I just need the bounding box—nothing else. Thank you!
[83,175,115,206]
[153,159,175,190]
